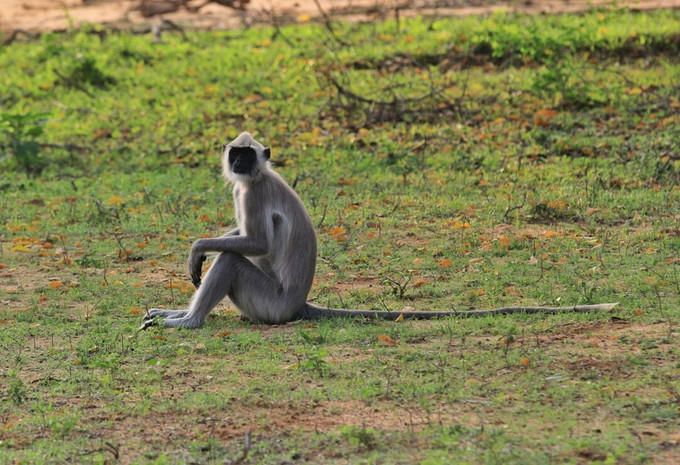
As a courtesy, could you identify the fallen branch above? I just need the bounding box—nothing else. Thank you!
[321,70,462,124]
[53,69,95,98]
[260,8,295,47]
[312,0,350,47]
[2,29,38,46]
[39,142,89,153]
[503,191,528,220]
[192,0,250,12]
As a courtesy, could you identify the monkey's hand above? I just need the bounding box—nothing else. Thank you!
[188,250,207,289]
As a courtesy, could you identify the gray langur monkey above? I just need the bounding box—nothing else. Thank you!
[141,132,617,329]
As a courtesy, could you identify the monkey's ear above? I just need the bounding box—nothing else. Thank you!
[222,143,228,152]
[263,148,271,160]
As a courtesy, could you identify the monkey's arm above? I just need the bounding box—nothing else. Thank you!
[188,234,268,287]
[219,227,240,238]
[192,236,268,255]
[188,229,240,287]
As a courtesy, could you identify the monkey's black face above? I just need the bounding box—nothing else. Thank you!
[229,147,257,175]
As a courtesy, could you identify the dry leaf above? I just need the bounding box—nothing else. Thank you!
[465,377,479,386]
[107,196,125,205]
[378,334,397,346]
[328,226,346,236]
[413,278,427,287]
[534,109,557,126]
[438,259,452,268]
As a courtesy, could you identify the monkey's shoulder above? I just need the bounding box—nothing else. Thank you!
[245,170,297,200]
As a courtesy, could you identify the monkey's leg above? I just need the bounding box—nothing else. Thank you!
[162,252,299,328]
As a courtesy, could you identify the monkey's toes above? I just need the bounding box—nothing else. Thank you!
[143,309,161,320]
[138,318,159,331]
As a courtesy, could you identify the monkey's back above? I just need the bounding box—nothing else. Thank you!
[240,167,317,299]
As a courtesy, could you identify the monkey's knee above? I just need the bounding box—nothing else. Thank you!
[205,252,246,277]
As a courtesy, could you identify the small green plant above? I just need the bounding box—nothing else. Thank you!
[340,425,377,450]
[298,328,329,345]
[0,111,48,175]
[49,415,78,439]
[295,347,331,377]
[529,199,575,222]
[531,61,606,108]
[8,372,27,406]
[61,55,116,89]
[383,274,412,299]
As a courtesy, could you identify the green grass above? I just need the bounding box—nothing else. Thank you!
[1,7,679,464]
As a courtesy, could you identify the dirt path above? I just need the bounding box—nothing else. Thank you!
[2,0,679,36]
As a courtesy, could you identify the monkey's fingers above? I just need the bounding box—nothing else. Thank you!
[190,266,202,287]
[188,255,206,288]
[138,318,159,331]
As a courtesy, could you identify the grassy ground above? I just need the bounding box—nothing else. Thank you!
[0,8,679,464]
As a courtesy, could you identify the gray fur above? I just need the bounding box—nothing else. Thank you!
[145,132,316,327]
[143,133,618,330]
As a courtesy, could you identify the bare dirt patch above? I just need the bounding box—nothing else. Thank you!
[2,0,679,36]
[56,395,481,464]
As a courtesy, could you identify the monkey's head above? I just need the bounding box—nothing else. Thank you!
[222,132,271,183]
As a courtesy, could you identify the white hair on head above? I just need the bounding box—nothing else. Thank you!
[226,132,265,151]
[222,132,270,184]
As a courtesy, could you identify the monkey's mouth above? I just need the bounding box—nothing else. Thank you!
[231,164,252,174]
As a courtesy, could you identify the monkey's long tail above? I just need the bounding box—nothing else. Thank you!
[299,303,619,321]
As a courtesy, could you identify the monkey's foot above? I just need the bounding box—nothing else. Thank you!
[162,316,204,329]
[138,318,158,331]
[144,308,189,320]
[139,309,202,330]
